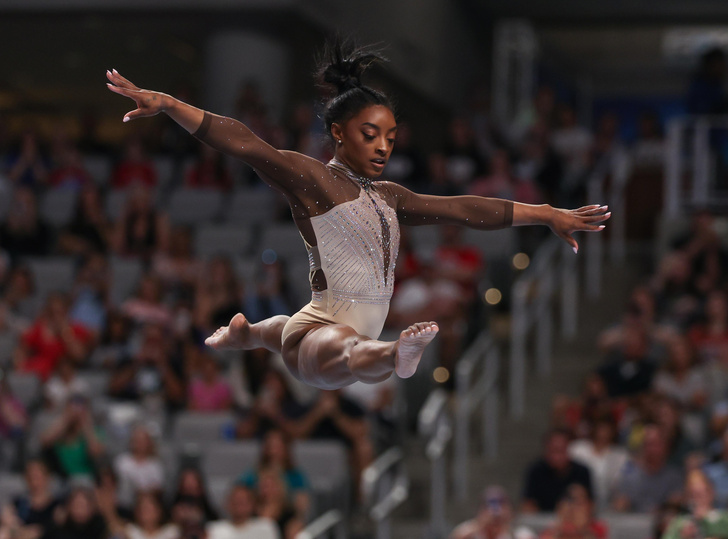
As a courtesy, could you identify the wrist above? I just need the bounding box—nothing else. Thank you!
[539,204,555,227]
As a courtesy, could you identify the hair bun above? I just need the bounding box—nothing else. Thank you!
[317,37,386,95]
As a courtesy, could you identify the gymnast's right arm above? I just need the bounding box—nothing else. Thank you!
[105,69,321,195]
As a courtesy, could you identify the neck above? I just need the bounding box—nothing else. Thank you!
[328,157,375,189]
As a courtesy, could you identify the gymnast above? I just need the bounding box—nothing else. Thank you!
[107,41,610,390]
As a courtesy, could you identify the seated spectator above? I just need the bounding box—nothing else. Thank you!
[662,469,728,538]
[449,485,536,539]
[5,131,49,188]
[69,252,110,335]
[653,337,706,411]
[44,357,89,411]
[187,352,232,412]
[1,263,35,328]
[242,259,294,324]
[630,110,665,169]
[469,148,540,204]
[704,428,728,508]
[169,494,207,539]
[121,273,173,328]
[112,186,170,261]
[111,137,157,189]
[152,226,201,299]
[568,417,628,512]
[59,184,111,256]
[521,429,593,513]
[612,424,683,512]
[184,143,233,191]
[46,485,107,539]
[382,123,425,189]
[651,501,685,539]
[114,425,165,508]
[690,289,728,364]
[254,468,304,539]
[0,368,27,441]
[550,104,593,205]
[125,492,180,539]
[48,139,91,189]
[443,117,487,192]
[108,323,185,410]
[171,467,219,523]
[539,484,607,539]
[552,373,624,439]
[652,396,700,466]
[513,120,563,204]
[597,324,658,398]
[0,187,52,260]
[193,256,243,333]
[88,310,132,369]
[10,459,60,538]
[40,394,105,479]
[237,429,310,519]
[15,293,92,380]
[206,484,278,539]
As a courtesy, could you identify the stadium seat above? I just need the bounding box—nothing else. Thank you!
[408,225,442,260]
[167,188,223,225]
[194,225,253,259]
[172,411,236,447]
[258,224,307,264]
[105,189,129,222]
[226,189,277,225]
[463,227,519,260]
[83,155,112,186]
[0,333,18,367]
[293,440,350,513]
[40,188,78,227]
[109,256,143,306]
[207,476,232,516]
[25,410,62,456]
[0,473,26,505]
[604,513,653,539]
[76,370,110,401]
[201,440,260,480]
[152,156,176,193]
[6,371,41,409]
[25,257,76,299]
[234,257,257,286]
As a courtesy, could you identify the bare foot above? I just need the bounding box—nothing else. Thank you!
[395,321,439,379]
[205,313,251,350]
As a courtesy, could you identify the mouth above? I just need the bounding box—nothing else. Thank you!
[370,158,387,170]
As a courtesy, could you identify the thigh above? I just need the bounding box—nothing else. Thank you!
[282,323,361,390]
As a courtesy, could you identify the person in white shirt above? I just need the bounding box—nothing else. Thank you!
[449,485,535,539]
[114,425,165,508]
[206,484,279,539]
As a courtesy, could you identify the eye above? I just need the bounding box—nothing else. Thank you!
[363,133,375,141]
[387,138,395,144]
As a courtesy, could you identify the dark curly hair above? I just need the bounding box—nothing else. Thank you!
[316,37,395,140]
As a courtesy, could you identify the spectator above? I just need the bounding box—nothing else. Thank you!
[651,251,702,326]
[44,357,89,411]
[521,429,593,513]
[254,468,304,539]
[652,397,699,467]
[59,184,111,255]
[48,139,91,190]
[242,259,294,324]
[704,428,728,508]
[383,123,425,189]
[568,417,628,512]
[539,484,607,539]
[686,47,728,115]
[125,492,180,539]
[114,425,165,508]
[88,310,132,369]
[612,424,683,512]
[46,486,107,539]
[15,292,92,380]
[69,252,110,335]
[653,336,706,411]
[187,352,232,412]
[469,148,540,204]
[184,143,233,191]
[597,324,658,398]
[0,369,27,441]
[662,469,728,538]
[449,485,536,539]
[193,256,242,333]
[171,467,219,523]
[1,263,35,328]
[631,110,665,169]
[112,186,170,261]
[443,117,488,192]
[513,120,563,204]
[553,374,624,439]
[152,226,201,299]
[5,131,49,187]
[206,484,279,539]
[10,459,60,538]
[121,273,173,328]
[237,429,310,519]
[39,394,104,479]
[550,104,593,204]
[111,137,158,189]
[689,289,728,364]
[0,187,53,259]
[652,501,684,539]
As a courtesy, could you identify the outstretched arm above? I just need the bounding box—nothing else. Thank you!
[106,70,324,196]
[383,182,610,253]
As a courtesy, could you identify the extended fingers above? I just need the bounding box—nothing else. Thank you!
[106,69,139,90]
[579,212,611,224]
[575,205,608,216]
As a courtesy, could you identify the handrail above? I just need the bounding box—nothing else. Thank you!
[361,447,409,539]
[454,332,500,500]
[295,510,345,539]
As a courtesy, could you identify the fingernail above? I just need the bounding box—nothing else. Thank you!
[123,117,129,123]
[606,212,612,217]
[573,247,578,254]
[599,225,605,229]
[113,68,118,73]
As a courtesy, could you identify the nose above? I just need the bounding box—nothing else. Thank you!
[376,137,387,154]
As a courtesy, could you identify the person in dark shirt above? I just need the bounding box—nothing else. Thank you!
[12,459,60,537]
[0,187,52,260]
[597,324,658,398]
[686,48,728,115]
[521,428,593,513]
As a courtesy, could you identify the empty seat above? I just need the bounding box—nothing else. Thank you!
[26,410,62,456]
[110,257,143,306]
[172,411,235,445]
[83,155,112,186]
[0,333,18,367]
[605,514,653,539]
[462,227,518,260]
[258,224,306,264]
[208,476,233,516]
[0,473,26,505]
[293,440,350,513]
[25,257,76,298]
[167,189,223,225]
[409,225,442,259]
[105,189,129,222]
[202,440,260,480]
[6,372,41,409]
[194,225,253,259]
[152,156,176,192]
[235,257,257,287]
[76,370,110,400]
[40,189,78,227]
[227,190,276,225]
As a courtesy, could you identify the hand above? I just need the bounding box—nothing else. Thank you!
[106,69,169,122]
[548,204,611,253]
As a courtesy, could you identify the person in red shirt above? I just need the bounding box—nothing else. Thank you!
[15,293,92,380]
[540,484,608,539]
[111,137,157,189]
[184,143,233,191]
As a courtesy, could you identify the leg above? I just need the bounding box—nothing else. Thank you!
[283,321,439,389]
[205,313,290,354]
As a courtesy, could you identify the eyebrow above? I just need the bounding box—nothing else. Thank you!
[361,122,398,134]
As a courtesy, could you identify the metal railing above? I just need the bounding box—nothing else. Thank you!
[418,389,452,539]
[295,510,346,539]
[361,447,409,539]
[454,332,500,500]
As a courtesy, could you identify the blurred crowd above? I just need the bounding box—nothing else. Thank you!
[0,73,673,539]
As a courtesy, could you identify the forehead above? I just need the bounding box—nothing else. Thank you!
[346,105,397,130]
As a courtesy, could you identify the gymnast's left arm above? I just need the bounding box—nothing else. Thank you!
[381,182,611,253]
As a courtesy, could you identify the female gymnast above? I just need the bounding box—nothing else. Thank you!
[106,42,610,390]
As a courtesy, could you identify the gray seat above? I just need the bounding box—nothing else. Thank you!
[26,410,62,456]
[195,225,253,259]
[258,224,306,264]
[408,225,442,260]
[26,257,76,298]
[293,440,350,513]
[208,476,233,516]
[515,513,556,534]
[201,440,260,481]
[6,371,41,409]
[0,332,18,368]
[227,189,277,225]
[105,189,129,222]
[40,188,78,227]
[76,370,110,401]
[0,473,26,505]
[172,411,236,446]
[604,513,653,539]
[110,256,143,306]
[83,155,112,186]
[463,227,519,260]
[152,156,176,192]
[235,257,257,287]
[167,188,223,225]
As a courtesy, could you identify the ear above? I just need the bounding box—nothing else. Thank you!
[330,123,343,143]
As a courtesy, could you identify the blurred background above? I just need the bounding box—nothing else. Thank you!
[1,1,728,538]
